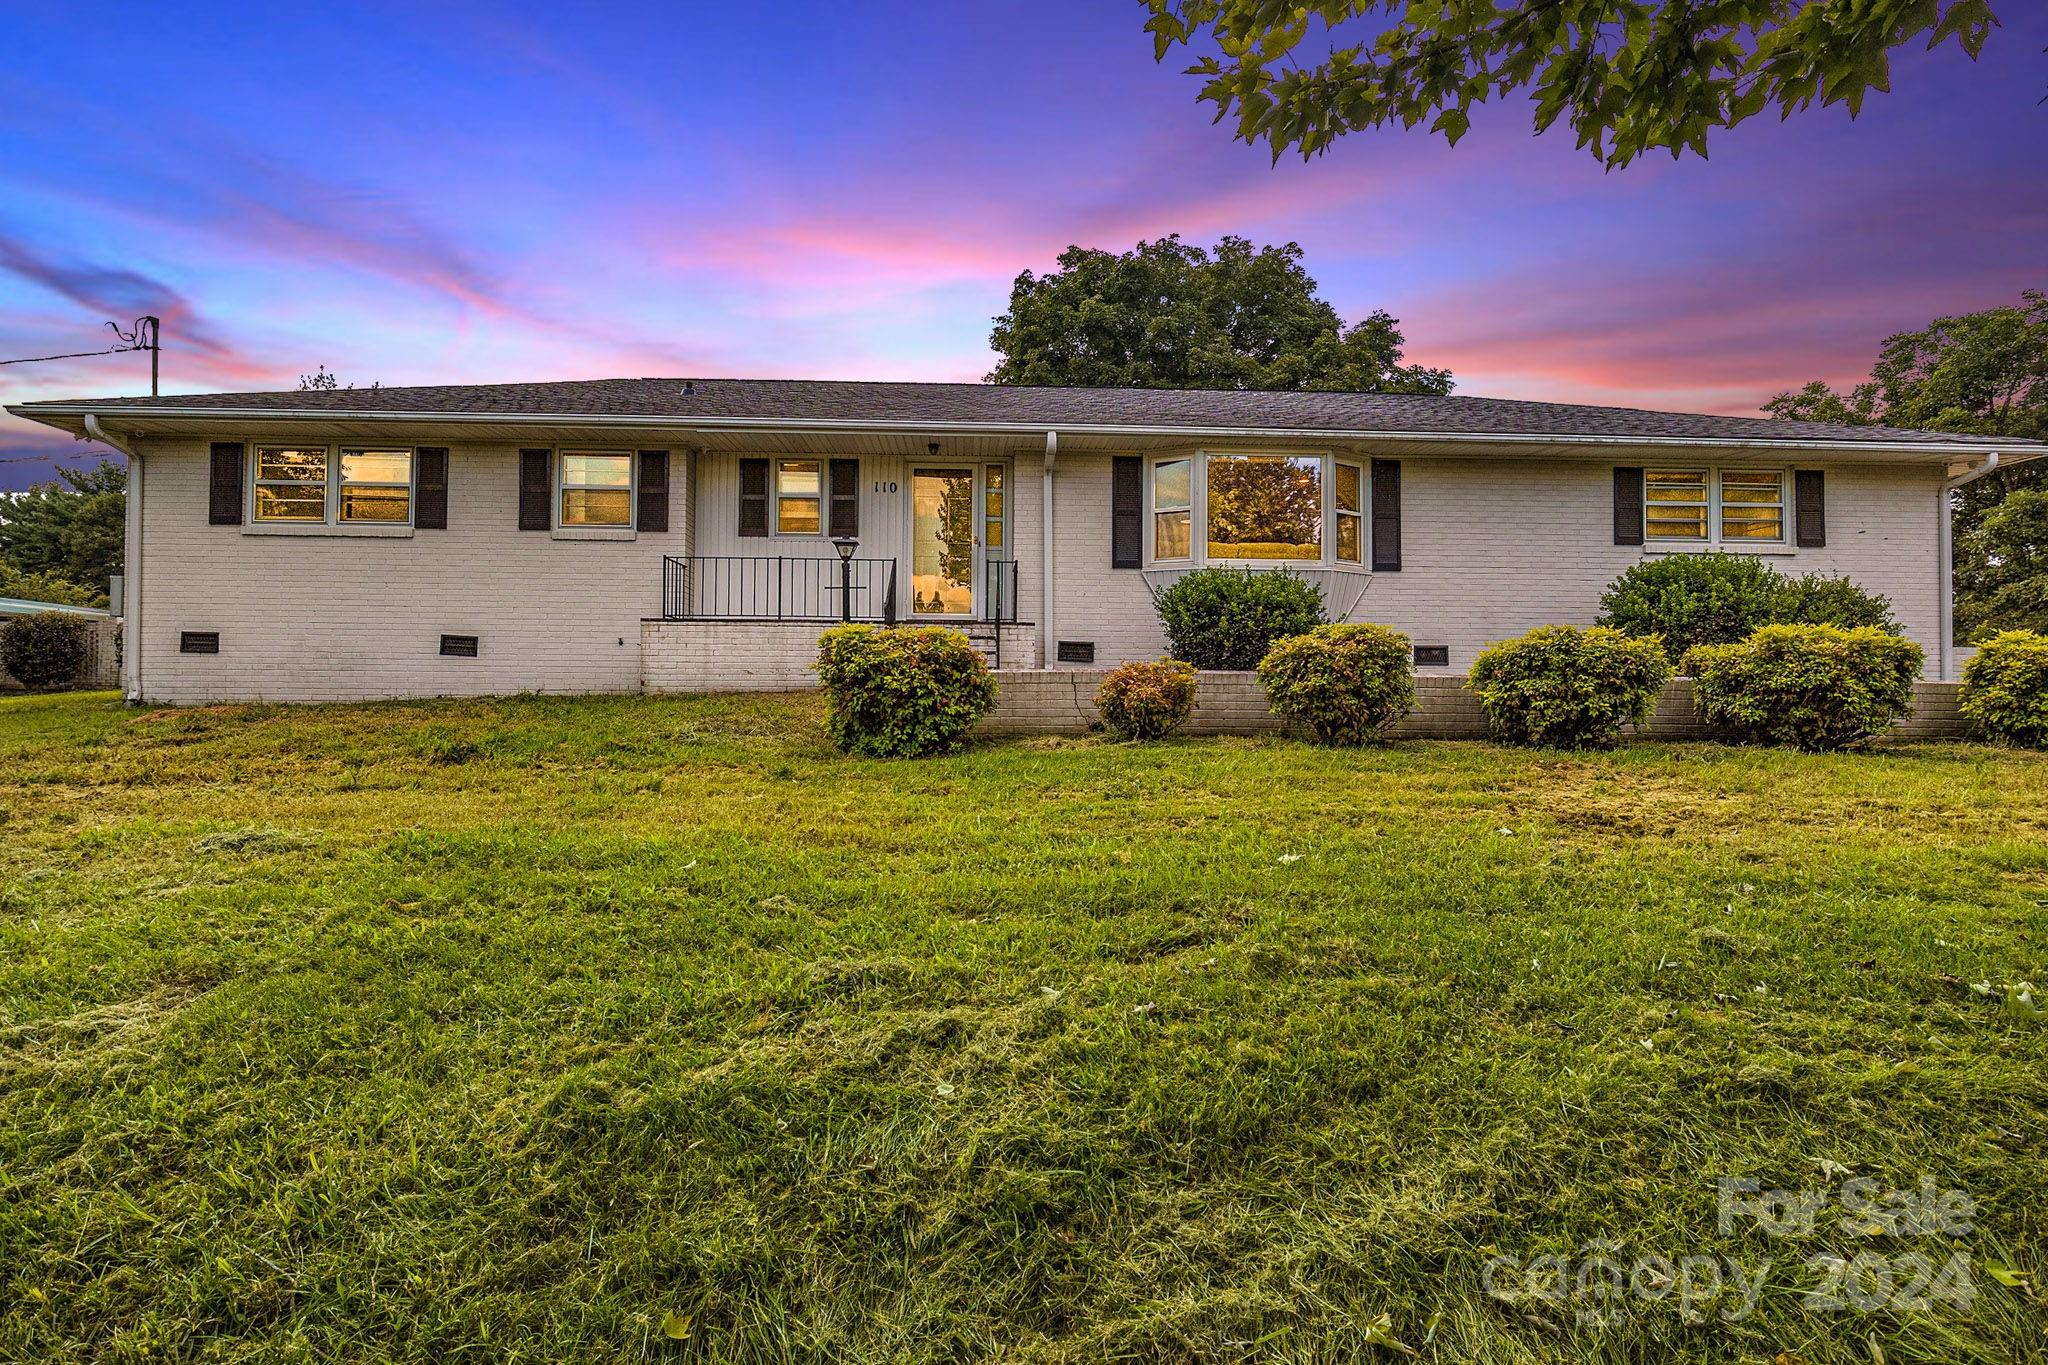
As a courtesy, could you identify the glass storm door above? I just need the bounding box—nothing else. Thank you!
[911,468,977,616]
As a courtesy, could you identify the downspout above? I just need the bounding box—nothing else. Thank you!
[1938,452,2000,681]
[84,415,143,701]
[1041,430,1057,667]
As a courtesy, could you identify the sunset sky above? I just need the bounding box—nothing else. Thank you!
[2,1,2044,488]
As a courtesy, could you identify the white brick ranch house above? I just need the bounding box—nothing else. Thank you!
[7,379,2038,705]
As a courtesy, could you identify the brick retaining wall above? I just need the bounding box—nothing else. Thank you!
[978,669,1970,741]
[0,618,120,693]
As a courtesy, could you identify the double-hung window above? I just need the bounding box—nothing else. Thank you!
[1334,460,1364,565]
[1645,468,1785,544]
[338,449,413,523]
[776,459,822,534]
[560,452,633,527]
[253,447,329,522]
[1153,458,1192,560]
[252,446,415,525]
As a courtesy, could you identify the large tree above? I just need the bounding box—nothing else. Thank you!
[988,235,1451,393]
[0,460,126,603]
[1766,289,2047,640]
[1142,0,2003,169]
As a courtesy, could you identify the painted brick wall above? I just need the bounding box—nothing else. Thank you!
[979,670,1968,741]
[131,438,686,703]
[1040,453,1944,676]
[642,620,1038,692]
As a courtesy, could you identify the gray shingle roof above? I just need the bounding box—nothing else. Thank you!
[14,377,2032,447]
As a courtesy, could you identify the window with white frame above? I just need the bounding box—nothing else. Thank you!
[1205,454,1322,561]
[1153,457,1192,560]
[252,446,414,525]
[560,451,634,527]
[776,459,822,534]
[1645,468,1785,543]
[1334,460,1364,565]
[252,447,330,522]
[338,449,413,523]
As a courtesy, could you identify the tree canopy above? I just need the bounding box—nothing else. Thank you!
[1141,0,2002,170]
[0,460,125,605]
[987,235,1451,394]
[1766,288,2047,641]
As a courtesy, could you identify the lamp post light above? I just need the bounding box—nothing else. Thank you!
[832,536,858,622]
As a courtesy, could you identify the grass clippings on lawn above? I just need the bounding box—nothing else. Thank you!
[1,689,2044,1363]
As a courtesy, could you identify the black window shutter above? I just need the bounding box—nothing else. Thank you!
[518,449,550,531]
[209,442,245,524]
[1370,459,1402,572]
[1613,466,1645,546]
[828,459,859,539]
[415,447,449,529]
[738,458,769,537]
[1794,469,1826,547]
[636,450,670,532]
[1111,456,1142,569]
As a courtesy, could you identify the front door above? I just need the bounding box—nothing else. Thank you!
[910,467,978,617]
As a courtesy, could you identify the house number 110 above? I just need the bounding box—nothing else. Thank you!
[872,480,898,494]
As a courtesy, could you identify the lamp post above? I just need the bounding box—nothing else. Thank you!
[832,536,858,622]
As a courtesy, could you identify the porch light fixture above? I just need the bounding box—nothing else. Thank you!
[832,535,859,623]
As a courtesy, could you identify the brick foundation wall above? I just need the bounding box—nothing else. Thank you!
[978,669,1971,741]
[642,620,1038,693]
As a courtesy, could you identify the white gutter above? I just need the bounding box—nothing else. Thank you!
[11,402,2036,459]
[1938,452,2002,681]
[1041,430,1057,667]
[82,413,140,459]
[85,416,144,700]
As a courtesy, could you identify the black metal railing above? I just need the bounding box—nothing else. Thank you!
[983,558,1020,624]
[662,555,898,623]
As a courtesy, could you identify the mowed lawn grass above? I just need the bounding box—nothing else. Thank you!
[1,690,2044,1364]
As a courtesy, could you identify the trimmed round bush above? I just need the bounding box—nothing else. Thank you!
[1683,624,1922,751]
[1468,625,1673,749]
[1959,629,2048,748]
[1095,659,1197,741]
[1151,567,1326,671]
[1256,623,1414,745]
[814,624,996,757]
[0,611,89,690]
[1597,553,1897,660]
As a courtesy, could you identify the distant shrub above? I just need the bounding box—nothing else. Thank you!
[1468,625,1673,749]
[1684,624,1922,751]
[1773,570,1900,633]
[1256,623,1414,745]
[1597,553,1896,660]
[0,611,89,689]
[1096,659,1198,741]
[1959,630,2048,748]
[1151,567,1326,671]
[814,624,996,758]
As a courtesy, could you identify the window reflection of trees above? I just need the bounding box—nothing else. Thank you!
[1206,456,1322,559]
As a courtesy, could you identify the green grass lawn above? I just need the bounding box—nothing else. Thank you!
[2,690,2044,1363]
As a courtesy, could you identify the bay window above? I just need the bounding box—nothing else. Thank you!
[1144,451,1375,568]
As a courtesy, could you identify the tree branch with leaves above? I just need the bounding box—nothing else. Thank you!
[1142,0,2003,169]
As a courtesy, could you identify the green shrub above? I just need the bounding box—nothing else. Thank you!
[1468,625,1673,749]
[1095,659,1198,741]
[1958,630,2048,748]
[1773,570,1900,633]
[1256,623,1414,745]
[1683,624,1922,751]
[1597,553,1896,659]
[0,611,90,689]
[814,625,996,757]
[1151,567,1327,671]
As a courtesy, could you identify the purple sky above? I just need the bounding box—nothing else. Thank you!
[2,2,2043,489]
